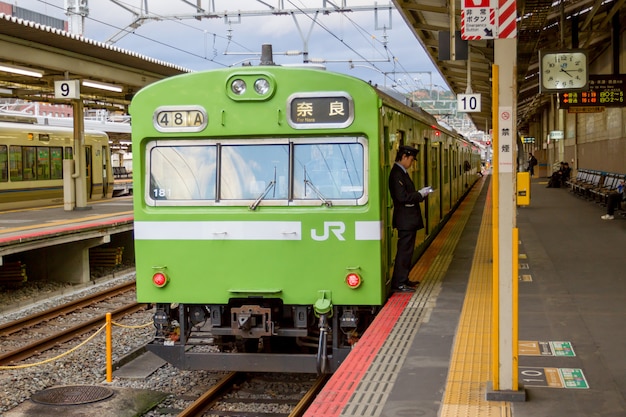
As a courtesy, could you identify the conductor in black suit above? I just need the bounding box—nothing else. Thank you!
[389,145,432,293]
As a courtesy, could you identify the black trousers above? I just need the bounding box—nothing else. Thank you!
[607,193,622,215]
[392,229,417,287]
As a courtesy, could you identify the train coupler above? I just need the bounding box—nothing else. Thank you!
[230,305,273,338]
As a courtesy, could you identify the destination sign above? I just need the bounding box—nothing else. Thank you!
[288,93,353,129]
[559,74,626,109]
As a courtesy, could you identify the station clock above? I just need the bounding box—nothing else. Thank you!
[539,49,589,93]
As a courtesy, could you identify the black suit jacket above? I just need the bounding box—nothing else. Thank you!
[389,163,425,231]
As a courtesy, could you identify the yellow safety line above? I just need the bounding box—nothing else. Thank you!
[440,181,511,417]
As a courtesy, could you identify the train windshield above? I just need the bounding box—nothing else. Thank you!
[146,138,366,207]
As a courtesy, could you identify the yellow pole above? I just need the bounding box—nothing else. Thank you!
[512,227,519,389]
[106,312,112,382]
[491,64,500,390]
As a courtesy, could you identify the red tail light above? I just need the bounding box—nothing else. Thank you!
[346,272,362,288]
[152,272,167,287]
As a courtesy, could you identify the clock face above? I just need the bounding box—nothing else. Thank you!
[540,50,588,92]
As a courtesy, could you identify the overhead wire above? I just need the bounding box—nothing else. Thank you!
[286,0,423,96]
[26,0,431,94]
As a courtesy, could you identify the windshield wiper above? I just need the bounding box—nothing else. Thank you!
[249,169,277,210]
[304,176,333,207]
[249,181,275,210]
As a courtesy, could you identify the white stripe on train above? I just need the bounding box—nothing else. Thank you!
[134,220,382,241]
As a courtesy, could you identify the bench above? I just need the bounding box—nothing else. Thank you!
[572,170,602,198]
[113,166,131,179]
[565,169,591,190]
[590,173,622,205]
[569,169,626,217]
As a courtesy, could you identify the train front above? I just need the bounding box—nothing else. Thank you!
[130,57,387,373]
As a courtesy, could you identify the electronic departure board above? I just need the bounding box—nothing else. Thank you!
[559,74,626,111]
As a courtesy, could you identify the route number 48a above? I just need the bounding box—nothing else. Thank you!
[457,93,482,113]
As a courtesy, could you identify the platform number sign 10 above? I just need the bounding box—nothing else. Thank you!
[54,80,81,100]
[457,93,482,113]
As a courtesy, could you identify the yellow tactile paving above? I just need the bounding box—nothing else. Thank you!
[440,181,512,417]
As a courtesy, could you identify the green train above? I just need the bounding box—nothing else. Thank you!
[131,46,481,373]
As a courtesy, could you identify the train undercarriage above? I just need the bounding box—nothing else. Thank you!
[147,299,379,373]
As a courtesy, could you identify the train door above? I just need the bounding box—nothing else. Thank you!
[85,146,93,198]
[452,147,458,203]
[383,126,394,286]
[423,137,430,234]
[442,144,451,214]
[428,138,442,230]
[101,145,108,197]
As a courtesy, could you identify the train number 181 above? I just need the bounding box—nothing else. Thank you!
[152,188,171,199]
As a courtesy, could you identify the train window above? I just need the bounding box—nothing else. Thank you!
[443,149,449,184]
[64,147,73,160]
[220,144,289,200]
[293,143,364,200]
[452,150,457,178]
[37,147,51,180]
[430,147,439,190]
[0,145,7,182]
[149,145,217,200]
[9,145,22,181]
[22,147,36,180]
[145,139,366,206]
[51,147,63,179]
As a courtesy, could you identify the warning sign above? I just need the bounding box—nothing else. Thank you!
[461,0,517,40]
[461,0,496,40]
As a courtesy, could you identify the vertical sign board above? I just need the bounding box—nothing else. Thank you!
[461,0,517,40]
[461,0,496,40]
[498,106,514,172]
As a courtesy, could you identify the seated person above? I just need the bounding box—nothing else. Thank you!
[560,162,571,186]
[547,162,565,188]
[601,179,625,220]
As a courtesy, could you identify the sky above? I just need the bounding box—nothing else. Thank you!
[8,0,449,96]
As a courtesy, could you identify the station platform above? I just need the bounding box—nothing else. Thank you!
[0,197,134,284]
[0,197,133,246]
[305,174,626,417]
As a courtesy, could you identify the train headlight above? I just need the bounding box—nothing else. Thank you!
[345,272,362,289]
[152,272,168,287]
[226,73,276,101]
[254,78,270,95]
[230,79,247,95]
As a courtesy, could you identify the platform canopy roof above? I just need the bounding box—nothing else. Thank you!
[1,1,625,133]
[0,13,189,112]
[392,0,626,132]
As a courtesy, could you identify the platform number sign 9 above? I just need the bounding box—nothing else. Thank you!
[457,93,482,113]
[54,80,81,100]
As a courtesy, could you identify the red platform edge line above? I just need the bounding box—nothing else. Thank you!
[304,292,412,417]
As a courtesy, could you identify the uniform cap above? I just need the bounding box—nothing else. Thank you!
[399,145,418,157]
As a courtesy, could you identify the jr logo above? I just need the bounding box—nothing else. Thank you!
[311,222,346,241]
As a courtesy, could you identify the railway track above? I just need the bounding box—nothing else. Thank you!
[0,281,146,365]
[175,372,329,417]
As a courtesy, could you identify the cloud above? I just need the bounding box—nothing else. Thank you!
[10,0,448,90]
